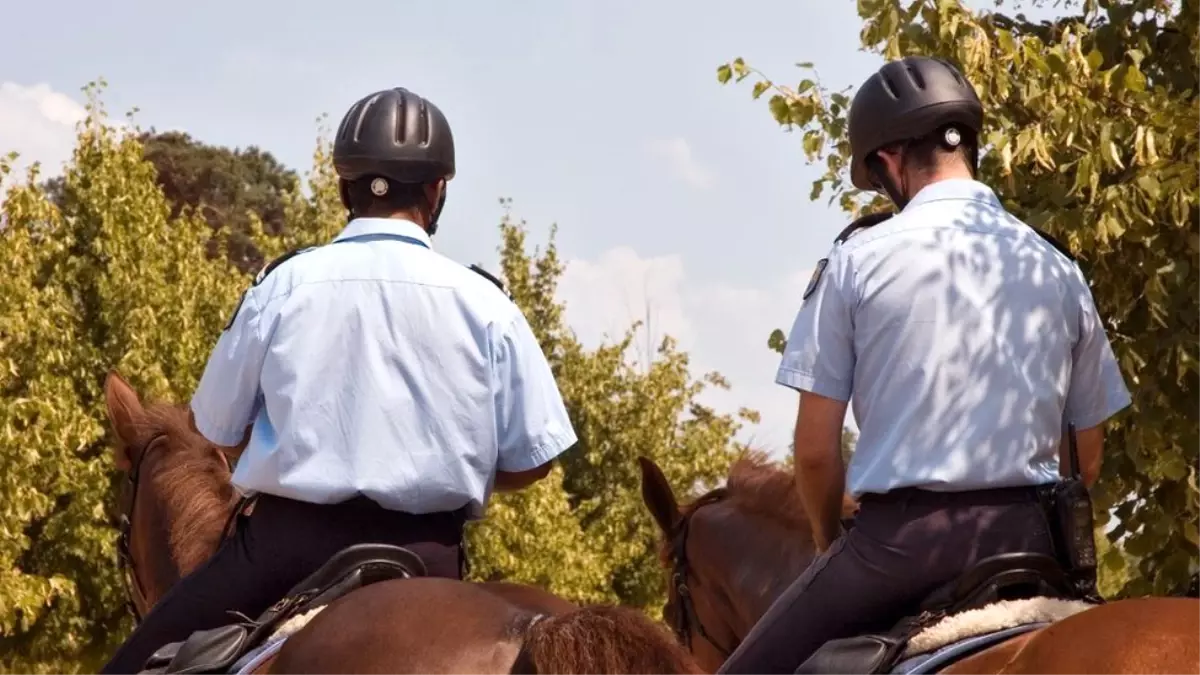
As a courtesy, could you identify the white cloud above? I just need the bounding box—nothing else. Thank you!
[0,82,88,184]
[557,247,695,352]
[645,137,716,189]
[558,247,814,458]
[0,82,139,198]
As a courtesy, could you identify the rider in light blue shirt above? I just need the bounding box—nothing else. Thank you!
[103,87,577,675]
[718,57,1132,675]
[191,212,575,519]
[776,177,1131,498]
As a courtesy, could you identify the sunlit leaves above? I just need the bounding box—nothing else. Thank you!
[719,0,1197,596]
[468,213,750,614]
[0,83,753,669]
[0,81,252,670]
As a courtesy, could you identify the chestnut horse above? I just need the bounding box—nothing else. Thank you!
[104,370,701,674]
[639,453,1200,674]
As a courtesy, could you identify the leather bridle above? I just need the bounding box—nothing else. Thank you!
[666,488,739,659]
[116,433,231,623]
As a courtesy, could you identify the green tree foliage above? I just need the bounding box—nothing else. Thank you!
[0,86,751,669]
[0,83,247,672]
[46,130,300,273]
[466,205,755,610]
[841,427,857,464]
[722,0,1198,596]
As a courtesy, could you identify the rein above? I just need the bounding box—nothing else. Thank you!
[117,433,232,623]
[668,488,739,659]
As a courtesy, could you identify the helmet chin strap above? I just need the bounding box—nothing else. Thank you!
[868,127,973,210]
[426,186,447,237]
[866,151,912,211]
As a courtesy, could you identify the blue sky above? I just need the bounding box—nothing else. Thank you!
[0,0,1054,454]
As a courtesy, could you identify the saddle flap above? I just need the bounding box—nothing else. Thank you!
[795,634,906,675]
[288,543,427,599]
[162,624,251,674]
[153,544,428,674]
[919,553,1070,613]
[141,641,183,674]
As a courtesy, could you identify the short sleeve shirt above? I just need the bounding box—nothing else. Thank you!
[190,217,578,518]
[776,179,1131,497]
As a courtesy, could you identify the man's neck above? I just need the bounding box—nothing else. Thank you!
[904,165,975,197]
[360,211,428,231]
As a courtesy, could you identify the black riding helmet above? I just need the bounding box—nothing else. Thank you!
[333,87,455,228]
[847,56,983,201]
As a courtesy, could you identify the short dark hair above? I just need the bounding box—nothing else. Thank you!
[343,177,429,218]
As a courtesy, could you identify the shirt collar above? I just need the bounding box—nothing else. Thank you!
[903,178,1003,212]
[333,217,433,249]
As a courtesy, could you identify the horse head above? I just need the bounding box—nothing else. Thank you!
[105,370,238,619]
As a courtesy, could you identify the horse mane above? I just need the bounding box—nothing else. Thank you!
[136,402,238,573]
[721,450,815,533]
[667,449,858,558]
[514,605,703,674]
[673,450,813,533]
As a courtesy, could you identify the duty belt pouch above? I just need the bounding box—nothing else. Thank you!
[1046,424,1100,600]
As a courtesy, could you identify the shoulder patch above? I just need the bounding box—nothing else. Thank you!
[803,258,829,301]
[468,264,513,300]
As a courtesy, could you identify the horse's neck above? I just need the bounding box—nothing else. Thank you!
[722,515,818,630]
[152,472,238,581]
[144,491,190,589]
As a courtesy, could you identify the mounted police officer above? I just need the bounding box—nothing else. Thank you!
[103,87,578,673]
[718,56,1131,674]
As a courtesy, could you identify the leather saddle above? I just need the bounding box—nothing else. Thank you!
[141,543,427,674]
[794,552,1079,675]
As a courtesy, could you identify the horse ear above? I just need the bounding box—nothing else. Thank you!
[638,456,681,536]
[105,370,144,472]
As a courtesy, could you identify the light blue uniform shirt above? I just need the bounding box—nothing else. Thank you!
[190,217,578,519]
[777,179,1131,497]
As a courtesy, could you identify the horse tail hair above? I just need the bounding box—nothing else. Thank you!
[510,605,702,674]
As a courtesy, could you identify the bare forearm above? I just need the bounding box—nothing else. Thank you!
[187,407,251,457]
[794,445,846,551]
[494,472,533,492]
[494,463,552,492]
[1059,427,1104,487]
[790,391,851,551]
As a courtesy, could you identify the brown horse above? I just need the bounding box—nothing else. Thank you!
[104,370,701,674]
[639,452,1200,674]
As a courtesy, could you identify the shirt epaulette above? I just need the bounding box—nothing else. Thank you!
[834,210,895,246]
[1029,226,1077,263]
[468,264,513,300]
[224,247,316,331]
